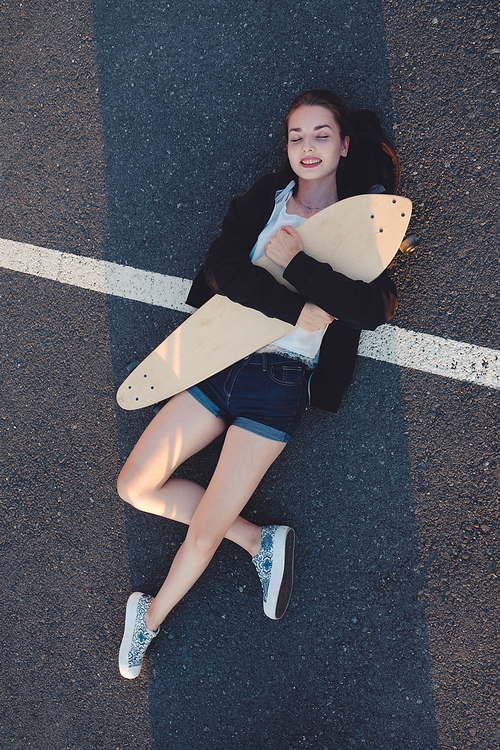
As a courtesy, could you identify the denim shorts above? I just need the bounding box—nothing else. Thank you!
[187,353,310,443]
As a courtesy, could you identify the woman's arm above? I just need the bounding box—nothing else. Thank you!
[203,174,308,326]
[202,173,397,331]
[264,223,398,331]
[282,250,398,330]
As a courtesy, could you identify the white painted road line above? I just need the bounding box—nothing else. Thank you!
[358,325,499,390]
[0,238,194,314]
[1,238,499,391]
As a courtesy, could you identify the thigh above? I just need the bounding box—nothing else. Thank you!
[118,390,227,493]
[186,424,286,548]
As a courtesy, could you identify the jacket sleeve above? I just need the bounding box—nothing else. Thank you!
[282,251,398,330]
[203,175,308,326]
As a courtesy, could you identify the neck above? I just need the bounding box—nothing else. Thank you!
[295,179,339,211]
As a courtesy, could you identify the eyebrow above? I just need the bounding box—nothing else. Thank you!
[289,124,333,133]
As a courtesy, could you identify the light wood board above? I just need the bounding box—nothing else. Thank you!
[117,193,411,410]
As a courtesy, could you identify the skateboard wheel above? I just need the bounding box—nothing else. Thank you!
[126,359,140,374]
[399,233,420,254]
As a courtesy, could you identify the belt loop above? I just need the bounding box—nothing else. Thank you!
[262,352,267,372]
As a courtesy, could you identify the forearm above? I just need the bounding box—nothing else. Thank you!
[203,185,307,325]
[283,251,398,330]
[204,241,307,324]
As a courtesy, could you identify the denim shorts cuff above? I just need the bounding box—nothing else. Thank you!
[187,385,226,420]
[233,416,291,444]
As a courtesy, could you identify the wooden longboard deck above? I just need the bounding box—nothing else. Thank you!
[117,193,411,410]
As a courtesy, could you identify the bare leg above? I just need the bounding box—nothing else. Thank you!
[117,391,264,556]
[145,424,285,631]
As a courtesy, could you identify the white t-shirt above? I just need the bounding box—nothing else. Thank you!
[249,182,327,364]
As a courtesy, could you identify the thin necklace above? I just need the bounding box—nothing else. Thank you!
[294,194,327,214]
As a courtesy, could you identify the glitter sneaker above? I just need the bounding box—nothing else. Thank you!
[119,592,159,679]
[252,525,295,620]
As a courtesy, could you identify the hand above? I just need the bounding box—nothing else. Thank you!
[296,302,336,332]
[264,225,303,269]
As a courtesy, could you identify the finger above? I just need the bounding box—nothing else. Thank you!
[269,232,284,245]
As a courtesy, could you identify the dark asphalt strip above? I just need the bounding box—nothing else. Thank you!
[93,1,439,748]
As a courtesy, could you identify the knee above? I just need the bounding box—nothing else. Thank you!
[116,467,140,507]
[186,527,221,559]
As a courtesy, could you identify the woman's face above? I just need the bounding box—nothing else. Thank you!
[286,104,349,183]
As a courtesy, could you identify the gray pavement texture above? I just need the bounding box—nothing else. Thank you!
[1,1,499,750]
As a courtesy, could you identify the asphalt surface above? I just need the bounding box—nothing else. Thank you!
[1,1,499,749]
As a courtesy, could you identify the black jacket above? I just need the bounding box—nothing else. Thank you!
[186,168,398,413]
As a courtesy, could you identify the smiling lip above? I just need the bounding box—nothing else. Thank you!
[300,158,322,168]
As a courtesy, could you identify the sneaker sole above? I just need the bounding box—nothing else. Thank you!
[119,592,145,679]
[264,526,295,621]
